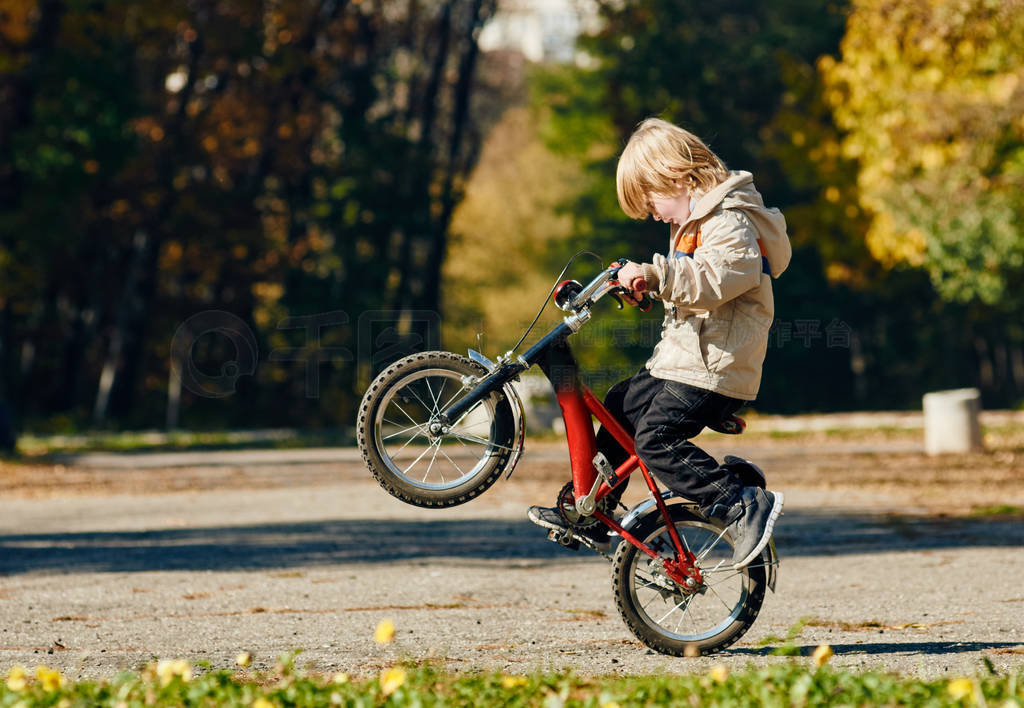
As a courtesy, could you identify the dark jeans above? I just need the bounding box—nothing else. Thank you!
[596,367,745,514]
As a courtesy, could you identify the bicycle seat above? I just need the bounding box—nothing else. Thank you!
[708,415,745,435]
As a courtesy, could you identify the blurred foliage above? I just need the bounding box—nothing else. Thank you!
[444,0,1024,412]
[823,0,1024,307]
[1,658,1023,707]
[2,0,1023,432]
[442,103,577,356]
[4,657,1024,707]
[0,0,498,430]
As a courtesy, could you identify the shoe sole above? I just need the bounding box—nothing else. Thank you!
[527,508,565,532]
[528,509,612,553]
[732,491,784,570]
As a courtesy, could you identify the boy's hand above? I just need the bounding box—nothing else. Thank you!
[616,261,647,297]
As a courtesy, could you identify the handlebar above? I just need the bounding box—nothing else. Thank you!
[569,259,651,313]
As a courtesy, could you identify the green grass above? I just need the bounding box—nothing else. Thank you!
[969,504,1024,518]
[10,416,1024,457]
[15,428,355,457]
[2,656,1022,707]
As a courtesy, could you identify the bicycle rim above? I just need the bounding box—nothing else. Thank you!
[626,520,751,642]
[372,368,506,491]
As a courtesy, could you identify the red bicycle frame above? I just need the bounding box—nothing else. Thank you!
[538,339,704,588]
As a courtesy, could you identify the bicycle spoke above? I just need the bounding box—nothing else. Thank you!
[635,574,667,594]
[703,561,769,588]
[402,439,440,476]
[422,442,443,483]
[705,570,743,586]
[655,597,688,625]
[449,400,486,429]
[641,592,666,613]
[635,579,663,593]
[448,431,515,452]
[391,400,424,430]
[674,602,687,634]
[388,428,431,459]
[424,377,438,410]
[704,557,729,575]
[404,382,436,418]
[695,527,730,562]
[435,446,466,478]
[439,383,468,414]
[704,583,736,614]
[383,421,431,441]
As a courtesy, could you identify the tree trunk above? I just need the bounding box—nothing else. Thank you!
[390,0,453,317]
[421,0,491,317]
[92,231,149,425]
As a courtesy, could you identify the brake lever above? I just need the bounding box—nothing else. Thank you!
[608,257,628,282]
[610,292,625,310]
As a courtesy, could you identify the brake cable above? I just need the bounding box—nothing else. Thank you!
[507,250,602,356]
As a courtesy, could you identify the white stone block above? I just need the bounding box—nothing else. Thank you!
[923,388,983,455]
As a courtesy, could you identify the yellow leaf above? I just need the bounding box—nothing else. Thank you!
[709,664,729,683]
[947,678,974,700]
[236,652,252,667]
[35,665,65,691]
[812,643,834,668]
[156,658,192,686]
[501,675,528,689]
[5,664,28,691]
[374,618,396,644]
[379,667,406,696]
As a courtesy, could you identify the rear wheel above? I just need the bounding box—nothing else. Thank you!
[611,505,767,655]
[357,351,517,508]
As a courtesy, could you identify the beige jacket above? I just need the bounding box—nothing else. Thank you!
[639,171,790,400]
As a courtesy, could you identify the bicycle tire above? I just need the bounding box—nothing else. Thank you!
[611,504,767,656]
[357,351,516,508]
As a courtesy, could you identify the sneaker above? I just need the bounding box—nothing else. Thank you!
[527,505,613,553]
[723,487,784,569]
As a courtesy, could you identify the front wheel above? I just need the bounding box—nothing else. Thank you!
[611,505,767,655]
[357,351,517,508]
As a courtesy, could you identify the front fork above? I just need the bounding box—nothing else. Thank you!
[535,339,704,591]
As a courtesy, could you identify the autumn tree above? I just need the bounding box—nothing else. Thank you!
[823,0,1024,307]
[0,0,497,431]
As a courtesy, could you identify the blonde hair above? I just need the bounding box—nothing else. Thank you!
[616,118,729,220]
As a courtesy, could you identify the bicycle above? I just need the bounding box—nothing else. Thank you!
[357,257,779,656]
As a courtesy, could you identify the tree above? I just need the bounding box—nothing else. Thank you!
[0,0,498,430]
[525,0,867,407]
[822,0,1024,307]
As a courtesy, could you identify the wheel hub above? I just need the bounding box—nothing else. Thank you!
[427,421,450,438]
[646,557,703,596]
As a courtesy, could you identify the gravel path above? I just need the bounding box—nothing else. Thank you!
[2,441,1023,681]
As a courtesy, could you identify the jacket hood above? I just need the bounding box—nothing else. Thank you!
[689,171,791,278]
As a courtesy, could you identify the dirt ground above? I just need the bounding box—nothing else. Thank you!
[2,430,1024,680]
[5,429,1024,514]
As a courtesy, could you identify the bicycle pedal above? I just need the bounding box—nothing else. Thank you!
[546,528,580,550]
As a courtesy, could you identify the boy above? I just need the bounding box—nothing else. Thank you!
[528,117,790,569]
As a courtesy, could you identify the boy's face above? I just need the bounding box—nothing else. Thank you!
[647,182,691,225]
